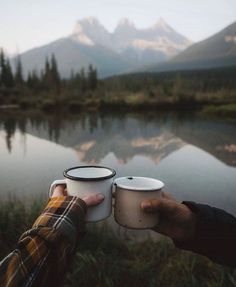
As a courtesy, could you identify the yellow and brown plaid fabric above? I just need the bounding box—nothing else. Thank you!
[0,196,87,287]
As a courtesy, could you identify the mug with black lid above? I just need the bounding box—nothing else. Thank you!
[114,176,164,229]
[49,165,116,222]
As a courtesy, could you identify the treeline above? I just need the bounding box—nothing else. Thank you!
[0,49,98,93]
[105,66,236,94]
[1,47,236,111]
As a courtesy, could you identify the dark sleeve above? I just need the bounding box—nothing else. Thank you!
[174,201,236,268]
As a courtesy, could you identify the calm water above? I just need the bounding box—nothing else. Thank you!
[0,111,236,225]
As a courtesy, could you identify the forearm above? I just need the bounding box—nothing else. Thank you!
[0,196,87,287]
[174,202,236,267]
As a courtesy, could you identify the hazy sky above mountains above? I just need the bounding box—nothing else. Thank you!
[0,0,235,54]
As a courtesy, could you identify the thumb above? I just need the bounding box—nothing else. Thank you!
[141,198,166,213]
[82,193,105,207]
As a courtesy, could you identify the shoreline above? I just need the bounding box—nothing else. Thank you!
[0,101,236,118]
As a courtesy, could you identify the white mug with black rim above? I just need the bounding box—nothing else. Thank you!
[49,165,116,222]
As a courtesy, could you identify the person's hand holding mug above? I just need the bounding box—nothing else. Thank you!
[52,185,105,207]
[50,166,116,222]
[141,192,196,242]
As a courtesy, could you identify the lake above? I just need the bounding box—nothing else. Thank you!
[0,110,236,238]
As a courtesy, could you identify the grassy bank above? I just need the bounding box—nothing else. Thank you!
[202,104,236,118]
[66,224,236,287]
[1,65,236,113]
[0,199,235,287]
[1,89,236,114]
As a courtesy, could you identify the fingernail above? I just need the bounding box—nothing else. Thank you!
[141,201,152,212]
[96,193,105,201]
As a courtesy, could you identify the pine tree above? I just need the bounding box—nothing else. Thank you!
[27,71,33,89]
[27,70,40,91]
[0,48,7,87]
[50,53,60,89]
[43,57,51,89]
[45,57,50,75]
[88,64,97,90]
[0,50,14,88]
[0,49,3,86]
[5,59,14,88]
[15,56,24,87]
[42,55,61,90]
[80,68,87,92]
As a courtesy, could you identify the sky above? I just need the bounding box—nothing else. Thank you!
[0,0,236,54]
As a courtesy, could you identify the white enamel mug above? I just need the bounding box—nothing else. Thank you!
[114,176,164,229]
[49,165,116,222]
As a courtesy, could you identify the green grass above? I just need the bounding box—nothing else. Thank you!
[1,87,236,115]
[0,197,45,258]
[202,104,236,118]
[0,199,235,287]
[65,225,236,287]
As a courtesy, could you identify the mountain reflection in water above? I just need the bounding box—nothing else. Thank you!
[1,112,236,166]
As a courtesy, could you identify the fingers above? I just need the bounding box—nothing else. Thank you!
[51,186,104,208]
[82,193,105,207]
[141,198,176,214]
[52,185,67,197]
[141,191,177,213]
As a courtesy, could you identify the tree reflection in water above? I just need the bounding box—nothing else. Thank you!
[0,111,236,166]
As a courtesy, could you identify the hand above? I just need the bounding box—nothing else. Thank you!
[141,192,196,242]
[52,185,105,207]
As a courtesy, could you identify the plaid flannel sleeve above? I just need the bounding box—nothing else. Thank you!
[0,196,87,287]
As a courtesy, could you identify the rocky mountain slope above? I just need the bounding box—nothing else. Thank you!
[17,17,191,78]
[145,21,236,72]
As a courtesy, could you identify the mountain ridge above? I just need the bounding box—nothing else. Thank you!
[16,17,191,78]
[144,21,236,73]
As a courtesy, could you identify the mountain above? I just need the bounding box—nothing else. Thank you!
[17,17,191,78]
[17,38,132,78]
[69,17,191,67]
[145,21,236,72]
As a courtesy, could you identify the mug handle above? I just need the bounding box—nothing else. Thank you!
[49,179,66,197]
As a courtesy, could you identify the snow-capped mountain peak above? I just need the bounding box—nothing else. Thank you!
[72,17,110,47]
[117,18,136,28]
[70,17,191,60]
[71,22,94,46]
[151,18,172,32]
